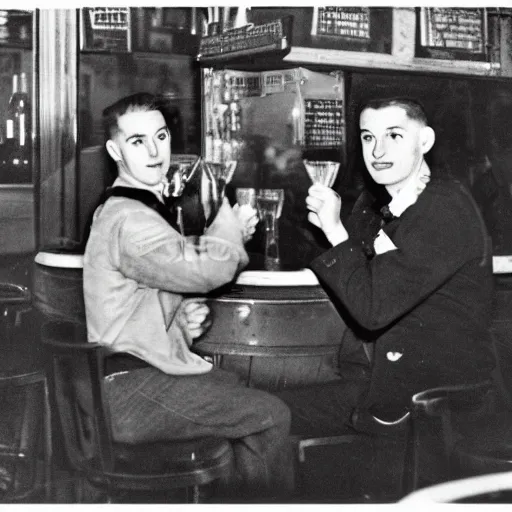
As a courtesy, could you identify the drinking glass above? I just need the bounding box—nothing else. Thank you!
[235,187,257,208]
[303,160,340,187]
[256,188,285,271]
[165,157,201,198]
[202,160,238,202]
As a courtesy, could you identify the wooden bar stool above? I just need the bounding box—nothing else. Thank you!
[42,320,234,503]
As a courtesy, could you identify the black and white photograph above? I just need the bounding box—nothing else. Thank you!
[0,3,512,507]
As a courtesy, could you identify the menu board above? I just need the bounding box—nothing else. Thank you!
[420,8,485,52]
[80,7,131,52]
[304,99,344,148]
[416,7,488,61]
[312,7,370,39]
[307,7,392,54]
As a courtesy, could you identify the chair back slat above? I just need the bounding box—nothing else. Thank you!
[43,321,115,474]
[408,380,496,492]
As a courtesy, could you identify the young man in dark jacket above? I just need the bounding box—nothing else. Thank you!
[278,97,495,435]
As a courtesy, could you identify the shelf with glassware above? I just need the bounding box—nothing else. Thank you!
[200,66,346,272]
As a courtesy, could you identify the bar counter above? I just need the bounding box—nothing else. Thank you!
[34,253,346,393]
[194,269,346,392]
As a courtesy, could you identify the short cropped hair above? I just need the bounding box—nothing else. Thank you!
[102,92,161,139]
[360,96,429,126]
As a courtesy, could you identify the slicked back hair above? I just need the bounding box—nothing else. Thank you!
[102,92,161,140]
[360,96,429,126]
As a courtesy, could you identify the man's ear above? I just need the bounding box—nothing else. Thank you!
[420,126,435,155]
[106,139,122,162]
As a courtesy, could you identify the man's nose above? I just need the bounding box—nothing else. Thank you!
[372,138,386,159]
[146,139,158,158]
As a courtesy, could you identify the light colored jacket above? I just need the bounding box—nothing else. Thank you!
[83,188,248,375]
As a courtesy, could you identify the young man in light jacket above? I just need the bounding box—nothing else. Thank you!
[83,92,294,500]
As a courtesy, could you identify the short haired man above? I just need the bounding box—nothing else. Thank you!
[83,92,294,500]
[278,97,495,454]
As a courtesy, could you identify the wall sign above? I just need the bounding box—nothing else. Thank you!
[308,7,392,54]
[311,7,370,40]
[304,98,344,149]
[416,8,488,61]
[420,8,484,52]
[80,7,131,53]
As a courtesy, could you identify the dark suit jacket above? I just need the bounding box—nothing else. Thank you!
[310,178,496,418]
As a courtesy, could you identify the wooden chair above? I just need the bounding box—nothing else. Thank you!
[411,379,512,487]
[296,379,501,503]
[408,379,499,491]
[296,403,411,502]
[41,320,234,503]
[0,283,52,502]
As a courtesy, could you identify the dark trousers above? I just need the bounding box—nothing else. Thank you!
[276,372,371,437]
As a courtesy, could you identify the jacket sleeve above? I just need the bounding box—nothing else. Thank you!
[115,199,249,294]
[310,186,483,330]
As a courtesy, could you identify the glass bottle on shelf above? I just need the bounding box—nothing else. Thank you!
[229,89,242,160]
[5,72,30,176]
[0,126,6,178]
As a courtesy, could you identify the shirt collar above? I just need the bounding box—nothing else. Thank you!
[113,176,165,203]
[386,163,431,218]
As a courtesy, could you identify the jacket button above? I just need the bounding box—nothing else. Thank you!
[386,351,403,362]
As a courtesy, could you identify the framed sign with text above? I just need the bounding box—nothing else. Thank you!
[311,7,370,40]
[416,7,488,61]
[304,98,344,150]
[80,7,131,53]
[309,7,392,54]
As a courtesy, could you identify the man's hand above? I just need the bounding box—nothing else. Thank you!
[306,184,348,246]
[233,203,259,243]
[181,299,212,341]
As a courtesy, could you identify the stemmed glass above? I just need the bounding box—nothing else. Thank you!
[164,156,201,198]
[202,160,238,207]
[255,188,285,271]
[303,160,340,187]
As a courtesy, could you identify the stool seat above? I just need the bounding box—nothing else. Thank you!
[33,251,86,325]
[0,282,30,304]
[34,251,84,269]
[453,412,512,475]
[109,437,232,488]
